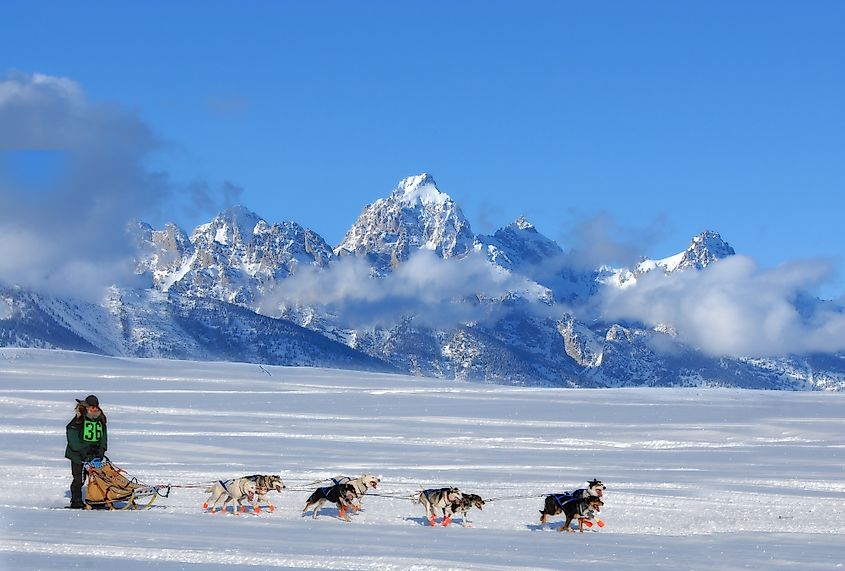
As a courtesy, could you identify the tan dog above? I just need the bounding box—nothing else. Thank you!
[413,487,463,527]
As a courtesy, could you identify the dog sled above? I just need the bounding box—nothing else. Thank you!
[84,457,171,510]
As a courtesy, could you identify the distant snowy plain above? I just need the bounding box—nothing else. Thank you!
[1,349,844,570]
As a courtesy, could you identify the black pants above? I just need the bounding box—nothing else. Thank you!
[70,461,85,506]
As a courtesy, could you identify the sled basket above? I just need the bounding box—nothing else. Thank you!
[84,457,171,510]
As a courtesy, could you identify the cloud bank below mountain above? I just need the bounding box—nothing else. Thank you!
[259,250,552,328]
[595,254,845,357]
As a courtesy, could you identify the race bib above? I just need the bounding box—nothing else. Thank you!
[82,419,103,443]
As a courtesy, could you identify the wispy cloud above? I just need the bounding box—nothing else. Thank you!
[595,254,845,357]
[562,212,671,270]
[259,250,551,328]
[0,71,244,300]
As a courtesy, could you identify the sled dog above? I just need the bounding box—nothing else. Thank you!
[558,496,604,533]
[539,479,606,526]
[331,474,380,511]
[302,483,358,521]
[244,474,286,512]
[413,487,463,527]
[449,493,485,527]
[203,478,257,514]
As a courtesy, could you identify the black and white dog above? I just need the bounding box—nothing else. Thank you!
[449,493,485,528]
[244,474,286,513]
[330,474,380,512]
[557,496,604,533]
[539,479,606,526]
[302,483,358,521]
[413,487,463,527]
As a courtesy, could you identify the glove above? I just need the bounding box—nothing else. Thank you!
[89,458,103,469]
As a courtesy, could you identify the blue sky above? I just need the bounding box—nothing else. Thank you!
[2,1,843,296]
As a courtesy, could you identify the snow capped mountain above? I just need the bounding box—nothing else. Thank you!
[136,206,334,306]
[638,230,735,273]
[334,174,475,272]
[5,176,845,390]
[602,230,737,288]
[474,216,563,271]
[475,218,600,303]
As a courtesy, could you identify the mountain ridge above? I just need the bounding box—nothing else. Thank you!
[2,174,843,390]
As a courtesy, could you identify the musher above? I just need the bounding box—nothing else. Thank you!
[65,394,108,508]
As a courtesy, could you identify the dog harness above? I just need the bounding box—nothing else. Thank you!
[551,494,570,509]
[423,488,454,506]
[219,479,249,499]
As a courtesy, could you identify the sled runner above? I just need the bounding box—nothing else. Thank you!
[83,457,171,510]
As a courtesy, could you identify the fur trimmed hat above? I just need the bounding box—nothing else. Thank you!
[75,395,99,407]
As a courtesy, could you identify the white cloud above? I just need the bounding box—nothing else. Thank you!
[0,71,242,300]
[259,250,550,328]
[596,255,845,357]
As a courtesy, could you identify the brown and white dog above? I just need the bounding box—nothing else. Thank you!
[449,493,485,528]
[203,478,257,515]
[558,496,604,533]
[302,483,358,521]
[330,474,380,512]
[244,474,286,513]
[539,479,606,526]
[413,487,463,527]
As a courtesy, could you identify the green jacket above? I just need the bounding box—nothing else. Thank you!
[65,411,107,463]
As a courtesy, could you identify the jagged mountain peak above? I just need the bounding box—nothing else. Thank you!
[654,229,736,272]
[474,219,576,302]
[390,173,450,207]
[606,229,738,288]
[218,204,261,220]
[478,217,562,269]
[512,216,535,231]
[196,205,264,245]
[687,230,735,260]
[335,174,475,268]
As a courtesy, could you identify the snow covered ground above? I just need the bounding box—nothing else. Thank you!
[1,348,844,570]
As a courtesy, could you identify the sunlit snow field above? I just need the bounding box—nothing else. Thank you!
[1,348,844,570]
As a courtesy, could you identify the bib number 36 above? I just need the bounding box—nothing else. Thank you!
[82,420,103,443]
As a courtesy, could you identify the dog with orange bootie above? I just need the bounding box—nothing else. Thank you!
[413,487,463,527]
[203,478,257,515]
[302,483,358,522]
[558,496,604,533]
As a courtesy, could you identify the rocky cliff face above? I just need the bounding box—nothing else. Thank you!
[135,206,334,306]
